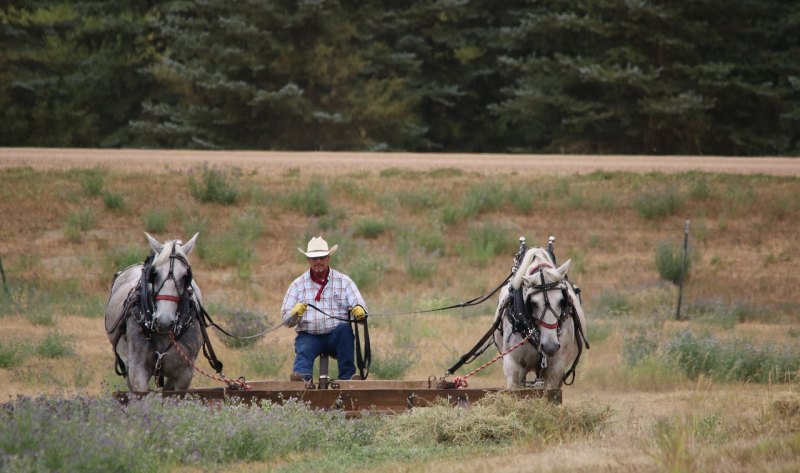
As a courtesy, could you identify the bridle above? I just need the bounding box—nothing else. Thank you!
[152,243,193,305]
[139,242,196,336]
[523,262,571,333]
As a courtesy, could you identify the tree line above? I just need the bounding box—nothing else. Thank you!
[1,0,798,155]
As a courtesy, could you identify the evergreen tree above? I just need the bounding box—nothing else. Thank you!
[0,1,156,146]
[490,0,798,155]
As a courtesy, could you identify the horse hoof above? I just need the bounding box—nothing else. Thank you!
[525,379,544,388]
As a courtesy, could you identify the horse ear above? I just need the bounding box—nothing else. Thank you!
[181,232,199,255]
[145,232,163,254]
[521,274,538,287]
[557,259,572,279]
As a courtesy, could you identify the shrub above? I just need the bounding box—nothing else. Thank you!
[188,165,240,205]
[397,189,442,213]
[426,167,463,178]
[655,240,690,285]
[689,175,713,200]
[462,181,505,217]
[506,186,534,213]
[78,168,104,197]
[632,186,684,218]
[242,344,288,377]
[102,191,125,211]
[405,255,436,281]
[233,209,264,242]
[36,330,74,358]
[197,231,252,268]
[213,309,269,349]
[64,209,96,242]
[585,322,611,344]
[0,340,29,368]
[344,254,384,290]
[318,209,346,231]
[415,226,445,254]
[180,214,209,238]
[623,326,660,366]
[463,223,517,267]
[107,245,146,271]
[285,182,329,216]
[594,290,631,317]
[440,205,466,225]
[369,350,414,379]
[663,330,800,383]
[354,217,389,239]
[142,209,170,233]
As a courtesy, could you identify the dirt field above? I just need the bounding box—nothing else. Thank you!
[2,147,799,176]
[2,148,798,472]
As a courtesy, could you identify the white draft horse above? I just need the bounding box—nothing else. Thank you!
[493,247,589,389]
[105,233,205,392]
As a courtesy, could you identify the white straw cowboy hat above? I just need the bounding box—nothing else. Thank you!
[298,236,338,258]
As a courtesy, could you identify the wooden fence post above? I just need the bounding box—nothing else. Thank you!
[0,256,9,296]
[675,220,690,320]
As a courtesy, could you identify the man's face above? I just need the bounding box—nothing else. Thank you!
[308,255,330,275]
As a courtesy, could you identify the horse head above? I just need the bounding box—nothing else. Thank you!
[145,232,198,334]
[513,248,572,356]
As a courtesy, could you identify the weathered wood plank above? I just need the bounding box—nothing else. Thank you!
[116,385,562,413]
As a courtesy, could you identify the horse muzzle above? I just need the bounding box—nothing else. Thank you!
[540,339,560,356]
[152,312,177,334]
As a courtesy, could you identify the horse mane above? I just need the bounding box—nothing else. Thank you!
[511,247,554,289]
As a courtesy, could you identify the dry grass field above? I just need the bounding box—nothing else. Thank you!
[1,148,799,472]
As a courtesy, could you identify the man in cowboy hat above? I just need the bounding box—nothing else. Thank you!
[281,236,367,381]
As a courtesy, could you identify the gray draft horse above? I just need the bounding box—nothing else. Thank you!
[493,247,588,389]
[105,233,203,392]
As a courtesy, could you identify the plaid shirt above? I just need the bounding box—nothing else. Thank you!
[281,269,367,335]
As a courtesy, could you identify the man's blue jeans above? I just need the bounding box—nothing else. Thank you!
[292,323,355,381]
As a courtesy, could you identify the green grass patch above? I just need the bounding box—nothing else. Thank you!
[106,245,147,271]
[461,223,517,267]
[64,209,96,242]
[405,254,436,281]
[655,239,690,285]
[102,191,125,211]
[623,325,661,366]
[35,330,74,358]
[632,186,684,219]
[211,309,268,349]
[354,217,390,239]
[0,340,30,368]
[197,231,252,269]
[285,182,329,216]
[663,330,800,383]
[343,254,384,290]
[142,209,170,233]
[188,165,240,205]
[242,343,288,377]
[369,350,414,379]
[76,167,105,197]
[592,290,631,317]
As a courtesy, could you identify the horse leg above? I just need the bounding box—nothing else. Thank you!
[124,323,154,392]
[164,359,194,390]
[502,356,526,389]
